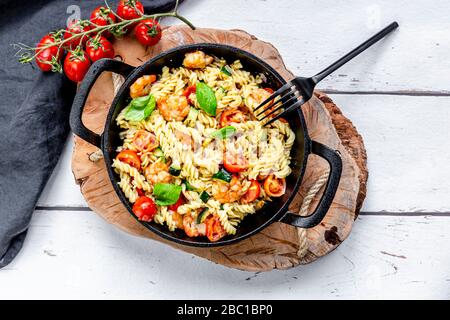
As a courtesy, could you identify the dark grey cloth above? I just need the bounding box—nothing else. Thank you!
[0,0,179,268]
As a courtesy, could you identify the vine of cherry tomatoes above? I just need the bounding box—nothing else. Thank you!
[32,1,164,83]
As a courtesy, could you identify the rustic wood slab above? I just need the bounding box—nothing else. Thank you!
[71,26,367,271]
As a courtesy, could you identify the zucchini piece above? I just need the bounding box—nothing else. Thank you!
[200,191,211,203]
[153,147,165,163]
[212,168,232,183]
[169,166,181,176]
[196,208,210,224]
[220,65,232,76]
[185,107,199,126]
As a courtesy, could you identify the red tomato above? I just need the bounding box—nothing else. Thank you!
[183,85,196,104]
[86,36,115,62]
[205,215,227,242]
[168,196,185,212]
[90,6,117,38]
[116,150,141,170]
[63,20,93,49]
[219,109,248,127]
[241,180,261,203]
[263,175,286,197]
[136,188,145,196]
[134,19,162,46]
[223,153,248,173]
[35,34,63,72]
[117,0,144,20]
[131,130,158,153]
[132,196,157,222]
[263,87,274,94]
[63,50,91,83]
[183,215,200,237]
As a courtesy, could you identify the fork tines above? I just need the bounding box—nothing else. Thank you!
[254,80,305,125]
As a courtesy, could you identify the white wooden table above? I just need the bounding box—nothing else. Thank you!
[1,0,449,299]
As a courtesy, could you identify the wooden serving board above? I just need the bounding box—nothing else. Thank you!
[71,26,368,271]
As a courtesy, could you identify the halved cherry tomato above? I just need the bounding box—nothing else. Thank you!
[223,153,248,173]
[116,150,141,170]
[263,87,274,94]
[90,6,116,38]
[132,196,157,222]
[205,215,227,242]
[219,109,248,127]
[168,195,185,212]
[132,130,158,153]
[263,175,286,197]
[63,20,93,49]
[136,188,145,196]
[183,85,196,104]
[241,180,261,203]
[183,215,199,237]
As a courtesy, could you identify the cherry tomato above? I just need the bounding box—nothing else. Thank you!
[263,87,274,94]
[117,0,144,20]
[183,85,196,104]
[63,20,93,49]
[134,19,162,46]
[205,215,227,242]
[219,109,248,127]
[183,215,200,237]
[90,6,117,38]
[131,130,158,153]
[168,196,185,212]
[35,33,63,72]
[132,196,157,222]
[116,150,141,170]
[241,180,261,203]
[63,49,91,83]
[86,36,115,62]
[263,175,286,197]
[223,153,249,173]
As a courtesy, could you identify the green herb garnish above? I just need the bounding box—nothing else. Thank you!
[124,94,156,121]
[196,82,217,116]
[211,126,236,139]
[153,183,182,206]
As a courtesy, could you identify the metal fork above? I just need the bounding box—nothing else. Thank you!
[255,22,399,125]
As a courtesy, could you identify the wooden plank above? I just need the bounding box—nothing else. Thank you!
[0,210,448,299]
[38,95,450,212]
[170,0,450,93]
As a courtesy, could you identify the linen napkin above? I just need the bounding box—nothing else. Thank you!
[0,0,181,268]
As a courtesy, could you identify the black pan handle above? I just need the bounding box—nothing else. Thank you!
[279,141,342,228]
[69,58,135,148]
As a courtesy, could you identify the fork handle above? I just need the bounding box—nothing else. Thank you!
[312,21,399,84]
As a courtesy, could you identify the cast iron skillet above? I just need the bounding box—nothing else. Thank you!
[69,43,342,247]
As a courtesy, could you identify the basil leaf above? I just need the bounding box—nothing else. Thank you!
[196,82,217,116]
[153,183,182,206]
[210,126,236,139]
[131,95,151,108]
[125,94,156,121]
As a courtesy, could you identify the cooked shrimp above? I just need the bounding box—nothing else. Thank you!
[183,51,214,69]
[212,175,247,204]
[144,161,172,184]
[130,75,156,98]
[250,88,272,104]
[157,95,190,121]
